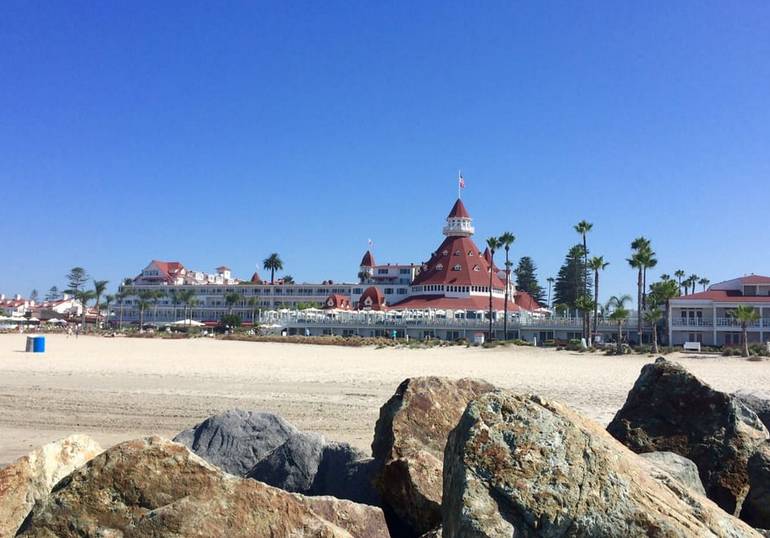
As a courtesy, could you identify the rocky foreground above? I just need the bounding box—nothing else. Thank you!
[1,357,770,537]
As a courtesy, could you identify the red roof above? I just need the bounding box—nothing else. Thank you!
[250,272,263,284]
[324,294,352,310]
[358,287,386,310]
[741,275,770,285]
[514,290,541,311]
[412,236,506,289]
[447,199,471,219]
[390,294,520,312]
[360,250,375,267]
[675,290,770,303]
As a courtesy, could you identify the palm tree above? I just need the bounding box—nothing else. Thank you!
[643,307,663,354]
[150,289,165,323]
[168,289,180,321]
[115,290,126,330]
[102,294,115,328]
[357,270,370,284]
[588,256,609,345]
[135,290,154,332]
[486,236,501,340]
[729,305,760,357]
[660,274,671,281]
[687,274,698,296]
[575,295,595,345]
[498,232,515,339]
[546,277,555,309]
[698,277,710,292]
[607,294,632,354]
[263,254,284,285]
[282,275,295,285]
[247,296,260,325]
[176,289,196,324]
[93,280,109,327]
[574,221,593,298]
[648,278,680,346]
[674,270,686,294]
[76,289,96,330]
[225,292,242,315]
[186,294,199,327]
[627,251,644,345]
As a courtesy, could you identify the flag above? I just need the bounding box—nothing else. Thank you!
[458,172,465,189]
[368,239,373,247]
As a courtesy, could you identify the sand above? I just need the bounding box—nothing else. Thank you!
[1,333,769,465]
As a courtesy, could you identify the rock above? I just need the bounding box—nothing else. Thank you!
[312,442,381,506]
[419,527,442,537]
[443,391,761,538]
[0,434,102,538]
[371,376,494,535]
[17,436,389,538]
[248,431,326,493]
[301,495,391,538]
[607,357,769,515]
[173,409,297,476]
[742,442,770,528]
[735,390,770,432]
[639,451,707,496]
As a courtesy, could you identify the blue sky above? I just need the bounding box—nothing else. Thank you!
[1,2,769,305]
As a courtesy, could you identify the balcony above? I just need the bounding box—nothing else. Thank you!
[671,318,769,329]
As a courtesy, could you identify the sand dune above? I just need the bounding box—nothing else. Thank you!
[1,333,768,465]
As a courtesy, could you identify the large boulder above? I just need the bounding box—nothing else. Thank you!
[248,431,326,493]
[639,451,707,496]
[607,357,769,515]
[312,442,380,506]
[371,376,494,535]
[173,409,297,476]
[443,391,761,538]
[735,390,770,432]
[17,436,389,538]
[742,442,770,528]
[0,434,102,537]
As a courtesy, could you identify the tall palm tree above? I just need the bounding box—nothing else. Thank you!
[486,236,501,340]
[575,294,595,345]
[607,294,632,354]
[93,280,109,327]
[115,290,126,330]
[498,232,515,339]
[135,290,154,332]
[177,289,196,324]
[263,254,284,285]
[643,308,663,354]
[282,275,295,285]
[674,270,686,294]
[698,277,710,292]
[588,256,609,345]
[627,251,644,345]
[102,294,115,328]
[186,295,199,327]
[225,292,242,315]
[648,278,680,346]
[546,277,555,309]
[168,289,180,321]
[150,289,165,323]
[687,274,698,296]
[247,296,260,325]
[660,274,671,281]
[574,221,593,297]
[729,305,760,357]
[76,289,96,330]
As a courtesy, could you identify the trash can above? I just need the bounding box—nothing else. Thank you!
[26,336,35,352]
[32,336,45,353]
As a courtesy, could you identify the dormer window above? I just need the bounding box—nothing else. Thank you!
[435,263,444,271]
[453,264,461,271]
[473,265,480,272]
[467,250,474,256]
[442,250,449,256]
[454,250,461,256]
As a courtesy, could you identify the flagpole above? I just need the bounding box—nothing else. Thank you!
[458,169,461,199]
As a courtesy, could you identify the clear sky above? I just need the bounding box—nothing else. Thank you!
[1,2,769,305]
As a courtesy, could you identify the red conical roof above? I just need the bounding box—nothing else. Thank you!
[447,199,471,219]
[411,236,506,289]
[360,250,375,267]
[250,272,263,284]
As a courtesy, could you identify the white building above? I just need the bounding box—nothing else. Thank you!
[669,275,770,347]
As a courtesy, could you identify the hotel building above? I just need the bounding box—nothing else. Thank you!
[668,275,770,347]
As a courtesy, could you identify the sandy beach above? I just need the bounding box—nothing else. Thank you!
[1,333,769,465]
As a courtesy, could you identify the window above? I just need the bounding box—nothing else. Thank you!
[397,288,407,295]
[467,250,474,256]
[353,288,363,294]
[384,288,394,294]
[473,265,480,272]
[378,268,389,275]
[453,264,461,271]
[454,250,461,256]
[436,264,443,270]
[400,268,410,274]
[442,250,448,256]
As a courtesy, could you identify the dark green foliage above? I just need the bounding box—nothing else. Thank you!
[514,256,545,304]
[553,244,591,309]
[219,314,242,328]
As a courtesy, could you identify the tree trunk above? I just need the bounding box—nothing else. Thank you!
[503,249,509,340]
[592,271,599,346]
[651,321,659,354]
[617,322,623,354]
[119,304,124,330]
[139,307,145,333]
[636,271,642,345]
[743,324,749,357]
[488,254,494,341]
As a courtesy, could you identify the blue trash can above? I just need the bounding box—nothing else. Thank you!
[32,336,45,353]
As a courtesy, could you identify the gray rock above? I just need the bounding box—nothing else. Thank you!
[639,451,707,496]
[443,391,761,538]
[607,357,769,515]
[735,391,770,432]
[173,409,297,476]
[742,442,770,529]
[248,431,325,492]
[248,433,381,506]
